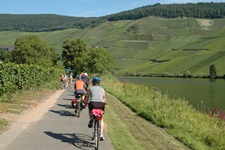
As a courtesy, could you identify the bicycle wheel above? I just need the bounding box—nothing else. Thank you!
[95,120,100,150]
[77,98,81,117]
[92,120,96,140]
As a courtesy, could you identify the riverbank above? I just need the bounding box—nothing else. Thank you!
[118,73,225,79]
[105,92,190,150]
[116,75,225,111]
[102,74,225,150]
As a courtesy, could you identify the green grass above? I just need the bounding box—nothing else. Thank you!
[0,118,8,131]
[101,74,225,150]
[104,102,142,150]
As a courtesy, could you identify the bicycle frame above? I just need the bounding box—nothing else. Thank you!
[91,109,104,150]
[92,118,100,150]
[75,94,83,117]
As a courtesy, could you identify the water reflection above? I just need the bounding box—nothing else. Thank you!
[117,76,225,111]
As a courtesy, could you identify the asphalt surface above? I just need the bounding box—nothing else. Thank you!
[0,88,114,150]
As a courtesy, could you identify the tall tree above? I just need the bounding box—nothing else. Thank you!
[87,47,115,74]
[11,35,59,67]
[50,47,64,69]
[61,38,88,74]
[209,64,217,77]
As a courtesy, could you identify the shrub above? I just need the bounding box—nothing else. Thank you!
[0,63,63,101]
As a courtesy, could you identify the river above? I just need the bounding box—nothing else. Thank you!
[117,76,225,112]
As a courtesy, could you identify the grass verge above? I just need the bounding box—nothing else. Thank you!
[0,118,8,132]
[104,92,190,150]
[101,74,225,150]
[104,95,142,150]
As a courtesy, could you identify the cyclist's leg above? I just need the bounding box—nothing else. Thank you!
[100,117,104,136]
[88,103,93,128]
[70,81,72,89]
[82,89,86,101]
[100,103,105,140]
[60,81,64,89]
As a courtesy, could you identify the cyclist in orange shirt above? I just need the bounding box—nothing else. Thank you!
[74,75,86,100]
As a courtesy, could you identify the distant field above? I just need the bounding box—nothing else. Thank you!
[1,17,225,76]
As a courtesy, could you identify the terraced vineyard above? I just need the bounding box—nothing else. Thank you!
[1,17,225,76]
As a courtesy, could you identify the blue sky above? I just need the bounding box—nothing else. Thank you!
[0,0,224,17]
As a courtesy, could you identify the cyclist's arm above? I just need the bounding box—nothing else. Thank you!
[74,82,76,90]
[103,89,107,104]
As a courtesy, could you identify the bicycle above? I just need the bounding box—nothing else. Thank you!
[90,109,104,150]
[74,93,84,117]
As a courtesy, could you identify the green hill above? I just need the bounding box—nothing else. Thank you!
[1,17,225,77]
[82,17,225,76]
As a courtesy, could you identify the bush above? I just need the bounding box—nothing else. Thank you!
[0,63,63,101]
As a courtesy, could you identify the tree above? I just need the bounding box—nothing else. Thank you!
[11,35,59,67]
[50,47,64,69]
[87,47,115,74]
[209,64,217,77]
[127,25,140,33]
[61,38,88,74]
[0,48,12,62]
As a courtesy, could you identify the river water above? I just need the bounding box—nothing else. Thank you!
[117,76,225,111]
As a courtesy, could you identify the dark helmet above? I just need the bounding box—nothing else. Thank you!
[92,77,100,84]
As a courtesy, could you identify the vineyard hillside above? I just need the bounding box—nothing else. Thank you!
[1,17,225,76]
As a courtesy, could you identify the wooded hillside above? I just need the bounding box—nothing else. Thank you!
[0,2,225,32]
[0,14,105,32]
[106,2,225,21]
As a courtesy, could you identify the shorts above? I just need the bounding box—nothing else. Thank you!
[74,89,85,98]
[88,102,105,111]
[75,89,85,94]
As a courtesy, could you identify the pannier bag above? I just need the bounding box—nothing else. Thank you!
[71,98,85,109]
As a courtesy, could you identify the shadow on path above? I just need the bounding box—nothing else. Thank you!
[44,131,95,150]
[62,98,73,101]
[57,103,72,108]
[49,109,75,117]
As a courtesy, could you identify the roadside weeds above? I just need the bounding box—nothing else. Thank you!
[105,93,191,150]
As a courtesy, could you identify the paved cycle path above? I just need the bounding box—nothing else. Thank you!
[0,88,114,150]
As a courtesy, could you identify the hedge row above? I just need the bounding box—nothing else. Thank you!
[0,63,62,100]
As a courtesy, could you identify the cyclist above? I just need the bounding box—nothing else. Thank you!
[74,75,86,101]
[82,72,90,89]
[84,77,107,141]
[63,74,68,88]
[59,74,64,89]
[68,73,73,89]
